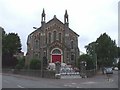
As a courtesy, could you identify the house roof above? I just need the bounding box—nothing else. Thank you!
[30,16,79,36]
[45,16,79,36]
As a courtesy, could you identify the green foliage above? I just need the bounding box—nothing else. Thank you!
[78,54,94,70]
[3,33,21,55]
[30,59,41,70]
[15,57,25,70]
[85,42,96,57]
[85,33,117,68]
[2,29,7,54]
[2,29,22,68]
[96,33,117,67]
[118,47,120,58]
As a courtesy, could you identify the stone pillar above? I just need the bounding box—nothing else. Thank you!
[80,61,87,78]
[55,61,61,79]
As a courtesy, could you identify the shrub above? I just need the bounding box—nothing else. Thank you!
[15,57,25,70]
[30,59,41,70]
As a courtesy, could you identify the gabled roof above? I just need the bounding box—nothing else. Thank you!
[45,15,64,27]
[30,15,79,37]
[45,16,79,36]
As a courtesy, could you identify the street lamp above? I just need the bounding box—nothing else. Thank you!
[40,32,45,77]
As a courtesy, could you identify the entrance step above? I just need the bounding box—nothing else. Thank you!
[61,75,82,79]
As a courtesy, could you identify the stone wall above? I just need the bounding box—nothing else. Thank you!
[2,69,55,79]
[86,69,96,78]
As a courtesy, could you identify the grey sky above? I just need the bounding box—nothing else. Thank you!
[0,0,119,54]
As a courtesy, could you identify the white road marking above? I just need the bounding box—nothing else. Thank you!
[64,84,68,87]
[71,83,76,84]
[82,81,96,84]
[17,85,24,88]
[64,84,72,87]
[68,85,72,87]
[76,86,81,88]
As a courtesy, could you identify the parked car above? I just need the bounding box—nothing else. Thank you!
[105,67,113,74]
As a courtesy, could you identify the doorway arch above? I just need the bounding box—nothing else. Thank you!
[50,48,63,63]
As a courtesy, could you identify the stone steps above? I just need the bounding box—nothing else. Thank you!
[61,75,81,79]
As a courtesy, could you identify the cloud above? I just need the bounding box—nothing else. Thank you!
[0,0,119,54]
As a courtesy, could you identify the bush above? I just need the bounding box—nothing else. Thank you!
[15,58,25,70]
[30,59,41,70]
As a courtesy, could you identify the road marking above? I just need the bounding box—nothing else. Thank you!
[82,81,96,84]
[17,85,24,88]
[71,83,76,84]
[64,84,71,86]
[76,86,81,88]
[64,84,72,87]
[68,85,72,87]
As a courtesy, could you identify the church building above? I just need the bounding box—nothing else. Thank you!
[26,9,80,67]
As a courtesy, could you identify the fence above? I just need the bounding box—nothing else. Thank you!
[2,69,96,78]
[2,69,55,79]
[86,69,96,77]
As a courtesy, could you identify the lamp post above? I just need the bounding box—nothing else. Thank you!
[40,32,45,77]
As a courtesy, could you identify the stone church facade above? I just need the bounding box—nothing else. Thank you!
[26,9,80,67]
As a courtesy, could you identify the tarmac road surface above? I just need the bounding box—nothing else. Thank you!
[2,70,118,88]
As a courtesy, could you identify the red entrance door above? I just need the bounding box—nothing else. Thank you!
[52,55,61,63]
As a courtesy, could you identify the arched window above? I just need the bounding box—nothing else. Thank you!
[48,32,51,43]
[35,40,39,49]
[71,41,73,49]
[52,49,61,54]
[59,33,62,42]
[53,31,56,41]
[71,54,74,61]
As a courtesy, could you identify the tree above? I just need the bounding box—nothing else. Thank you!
[118,60,120,70]
[2,30,22,68]
[85,33,117,69]
[85,42,96,57]
[118,47,120,58]
[30,59,41,70]
[96,33,117,68]
[2,28,7,54]
[3,33,21,55]
[78,54,94,70]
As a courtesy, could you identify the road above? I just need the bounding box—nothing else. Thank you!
[2,71,118,88]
